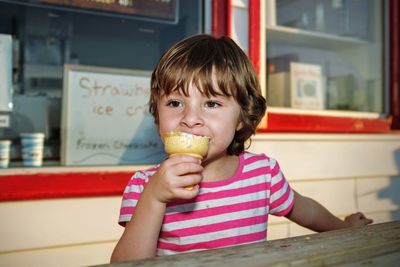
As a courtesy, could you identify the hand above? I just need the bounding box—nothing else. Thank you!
[146,155,204,203]
[344,212,373,227]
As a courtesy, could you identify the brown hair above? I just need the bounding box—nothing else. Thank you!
[149,34,266,155]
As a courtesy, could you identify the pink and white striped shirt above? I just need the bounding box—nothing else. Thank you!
[119,152,294,256]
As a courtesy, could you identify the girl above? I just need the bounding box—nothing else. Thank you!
[111,34,372,262]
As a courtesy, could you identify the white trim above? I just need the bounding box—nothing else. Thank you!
[268,107,381,118]
[252,133,400,142]
[384,0,390,113]
[232,0,248,9]
[203,0,212,34]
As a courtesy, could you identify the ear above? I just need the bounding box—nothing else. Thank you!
[236,120,244,131]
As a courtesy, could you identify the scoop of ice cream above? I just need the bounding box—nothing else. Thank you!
[163,131,209,159]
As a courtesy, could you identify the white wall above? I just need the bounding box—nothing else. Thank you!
[250,133,400,239]
[0,197,123,267]
[1,134,399,267]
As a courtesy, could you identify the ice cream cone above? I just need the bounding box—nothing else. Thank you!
[163,131,209,189]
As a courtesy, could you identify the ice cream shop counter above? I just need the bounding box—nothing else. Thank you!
[100,221,400,267]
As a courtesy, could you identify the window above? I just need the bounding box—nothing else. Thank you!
[0,0,204,167]
[254,0,395,132]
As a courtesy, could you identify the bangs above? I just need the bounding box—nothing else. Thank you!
[163,66,234,98]
[155,37,236,98]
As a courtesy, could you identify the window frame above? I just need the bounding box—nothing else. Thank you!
[249,0,399,133]
[1,0,398,203]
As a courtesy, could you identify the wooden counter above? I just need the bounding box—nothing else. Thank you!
[100,221,400,267]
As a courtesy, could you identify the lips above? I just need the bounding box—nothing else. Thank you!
[175,130,209,138]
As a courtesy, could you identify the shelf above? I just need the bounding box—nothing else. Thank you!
[266,25,369,50]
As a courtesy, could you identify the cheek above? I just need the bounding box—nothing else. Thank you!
[158,121,171,134]
[157,113,178,133]
[156,105,169,130]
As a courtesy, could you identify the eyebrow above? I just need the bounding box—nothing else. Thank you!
[162,91,232,100]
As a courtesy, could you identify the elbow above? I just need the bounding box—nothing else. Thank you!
[286,195,319,230]
[110,250,124,264]
[110,248,155,263]
[110,246,131,263]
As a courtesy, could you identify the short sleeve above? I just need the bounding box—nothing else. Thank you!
[118,170,150,226]
[268,159,294,217]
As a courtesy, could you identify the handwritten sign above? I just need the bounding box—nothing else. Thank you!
[61,64,166,166]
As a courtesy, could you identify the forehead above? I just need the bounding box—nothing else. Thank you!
[161,72,234,99]
[168,81,221,95]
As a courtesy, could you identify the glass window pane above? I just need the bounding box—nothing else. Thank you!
[0,0,203,166]
[266,0,384,114]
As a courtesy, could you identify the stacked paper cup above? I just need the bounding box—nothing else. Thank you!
[0,140,11,168]
[20,133,45,167]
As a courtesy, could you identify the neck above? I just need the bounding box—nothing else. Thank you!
[202,153,240,182]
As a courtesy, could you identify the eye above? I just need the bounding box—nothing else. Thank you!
[166,99,183,108]
[205,100,221,109]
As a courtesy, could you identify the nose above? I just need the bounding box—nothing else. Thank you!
[180,105,204,128]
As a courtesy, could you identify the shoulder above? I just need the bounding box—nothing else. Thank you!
[242,151,279,169]
[126,165,159,186]
[134,165,159,177]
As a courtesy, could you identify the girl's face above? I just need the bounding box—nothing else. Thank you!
[157,82,243,161]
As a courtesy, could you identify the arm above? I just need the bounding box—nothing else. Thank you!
[285,190,373,232]
[110,186,166,262]
[110,155,203,262]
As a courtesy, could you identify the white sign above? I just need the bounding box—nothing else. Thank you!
[61,65,166,166]
[290,62,324,110]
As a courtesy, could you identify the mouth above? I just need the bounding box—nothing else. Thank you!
[165,130,209,139]
[162,131,210,158]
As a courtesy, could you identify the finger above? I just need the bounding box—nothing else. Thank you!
[161,155,201,170]
[174,162,204,176]
[168,154,202,164]
[178,173,203,188]
[355,212,373,225]
[364,218,374,225]
[175,185,200,199]
[354,212,363,219]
